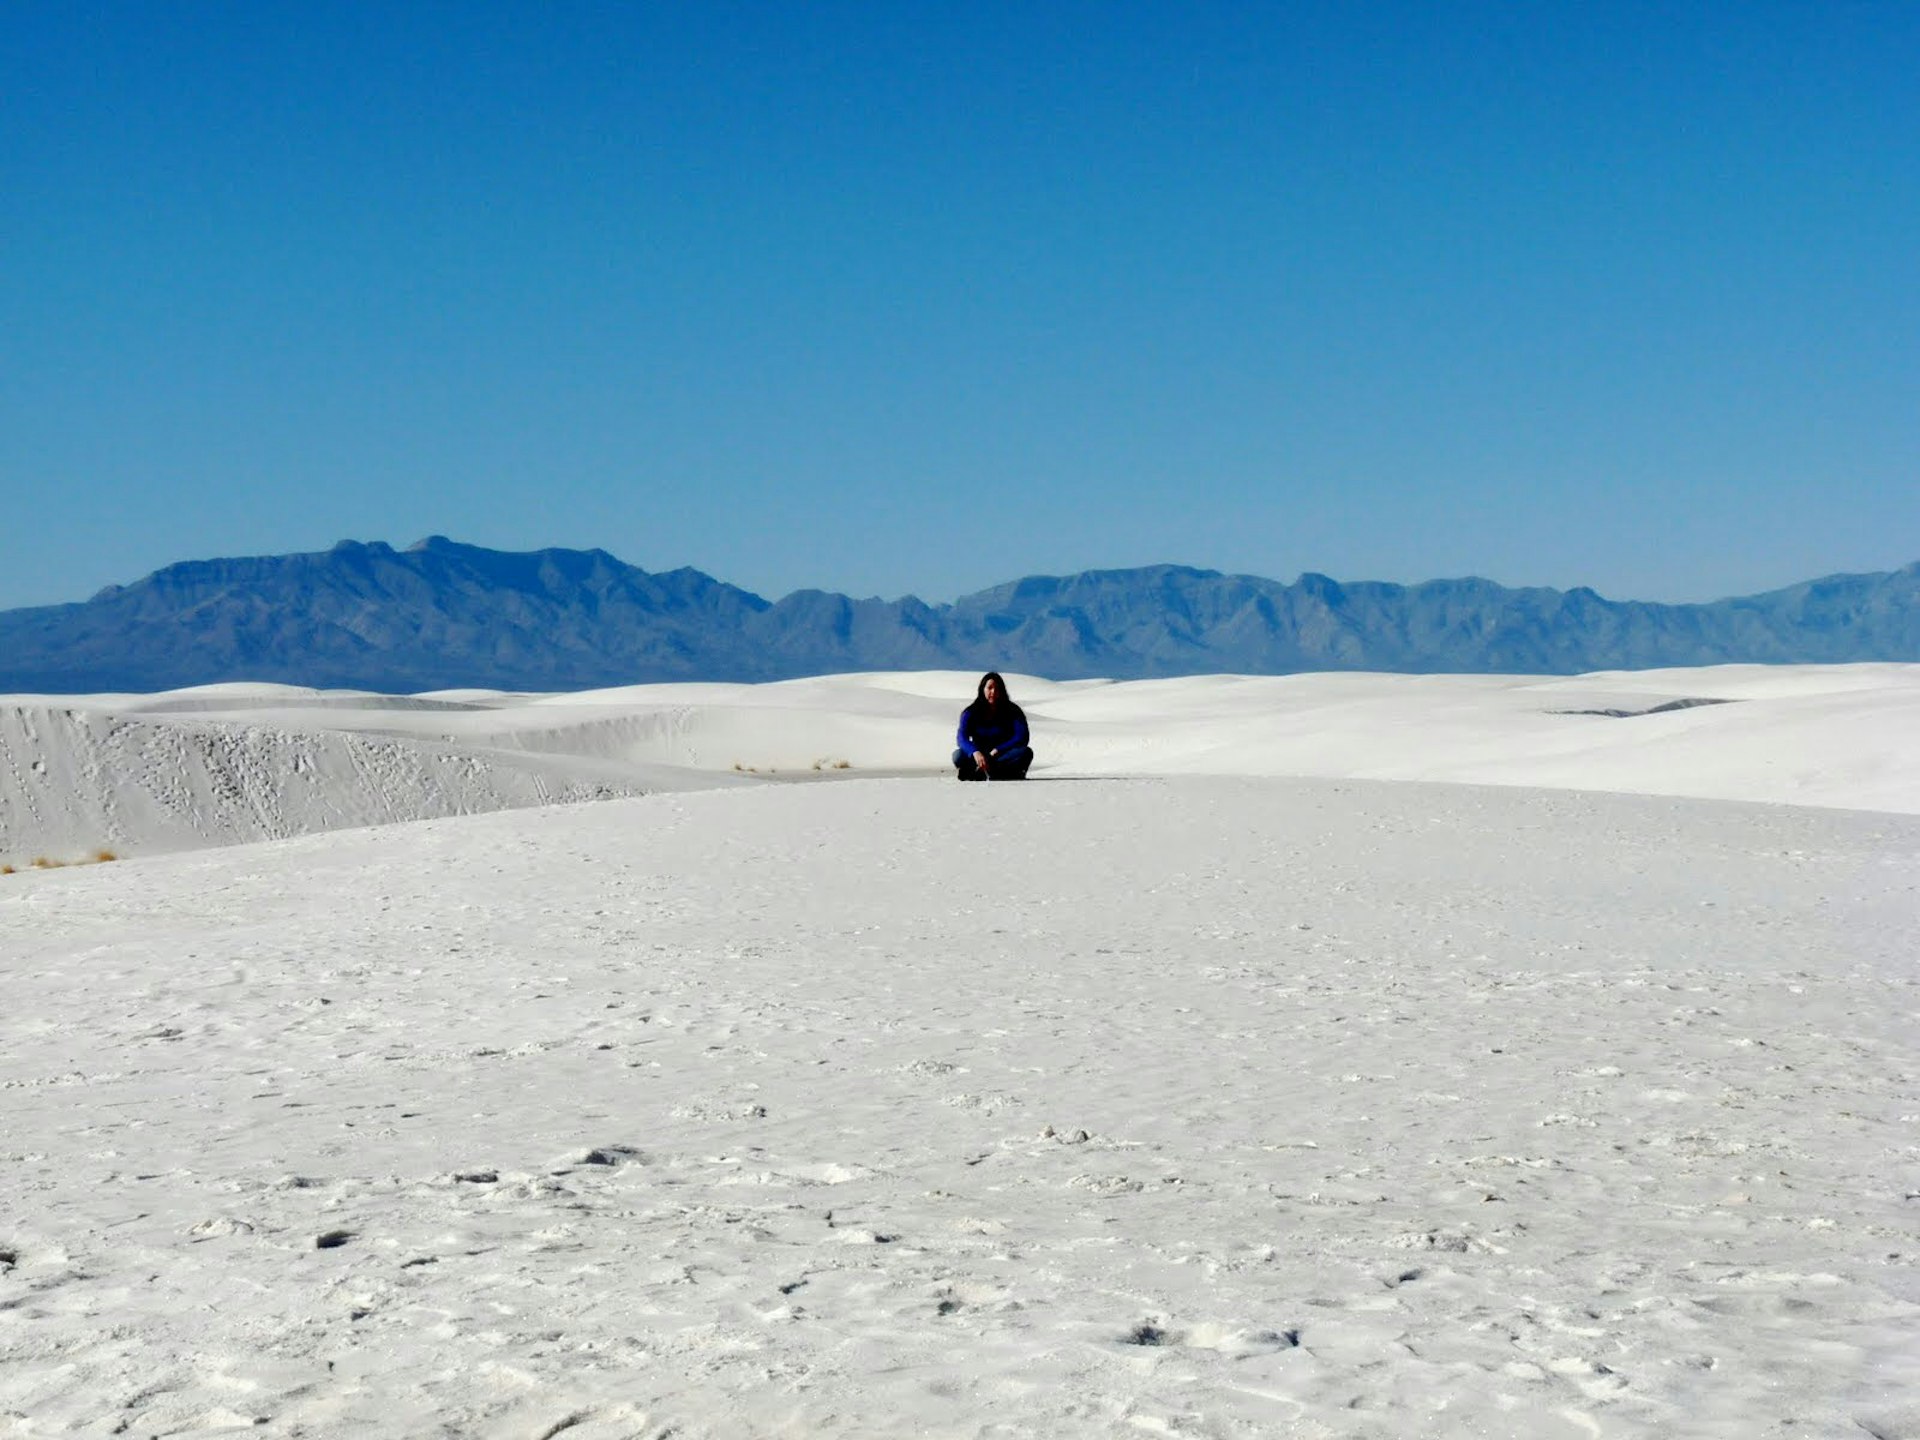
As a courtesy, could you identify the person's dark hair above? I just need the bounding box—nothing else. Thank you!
[966,671,1024,726]
[973,671,1012,708]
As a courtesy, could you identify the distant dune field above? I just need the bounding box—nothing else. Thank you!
[4,664,1918,866]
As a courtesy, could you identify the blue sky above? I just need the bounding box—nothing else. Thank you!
[4,2,1915,609]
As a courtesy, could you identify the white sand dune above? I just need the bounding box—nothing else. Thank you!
[0,703,742,867]
[4,664,1918,866]
[2,666,1917,1436]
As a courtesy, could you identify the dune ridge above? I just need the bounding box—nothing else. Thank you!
[4,664,1918,865]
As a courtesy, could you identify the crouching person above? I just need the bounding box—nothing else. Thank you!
[953,671,1033,780]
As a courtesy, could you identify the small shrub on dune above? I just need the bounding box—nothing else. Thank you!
[93,849,118,864]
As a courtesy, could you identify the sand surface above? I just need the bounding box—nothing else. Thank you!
[5,665,1919,869]
[3,668,1917,1437]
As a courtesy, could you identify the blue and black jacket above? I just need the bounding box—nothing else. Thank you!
[956,700,1030,758]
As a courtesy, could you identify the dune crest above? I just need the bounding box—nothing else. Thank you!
[4,663,1918,864]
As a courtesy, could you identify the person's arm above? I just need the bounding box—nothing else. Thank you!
[957,708,988,767]
[1007,710,1030,754]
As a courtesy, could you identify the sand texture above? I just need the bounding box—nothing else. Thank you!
[2,668,1917,1436]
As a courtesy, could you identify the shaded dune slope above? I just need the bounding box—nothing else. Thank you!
[0,704,664,865]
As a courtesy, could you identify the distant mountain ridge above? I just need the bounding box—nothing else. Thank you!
[2,535,1917,693]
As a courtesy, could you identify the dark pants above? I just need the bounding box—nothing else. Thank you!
[953,746,1033,780]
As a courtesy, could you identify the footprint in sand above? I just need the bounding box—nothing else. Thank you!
[186,1217,255,1240]
[934,1280,1018,1316]
[1854,1406,1920,1440]
[1119,1320,1300,1356]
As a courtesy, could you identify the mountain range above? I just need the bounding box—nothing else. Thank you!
[2,536,1917,693]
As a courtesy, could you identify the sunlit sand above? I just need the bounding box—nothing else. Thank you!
[3,667,1915,1436]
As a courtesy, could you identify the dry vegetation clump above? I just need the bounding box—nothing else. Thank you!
[735,758,854,774]
[3,850,119,876]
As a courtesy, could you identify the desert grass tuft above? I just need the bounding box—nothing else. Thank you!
[5,849,120,875]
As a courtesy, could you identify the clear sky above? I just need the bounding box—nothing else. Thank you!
[4,2,1916,610]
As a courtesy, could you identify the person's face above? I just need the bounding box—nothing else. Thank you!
[983,677,1001,705]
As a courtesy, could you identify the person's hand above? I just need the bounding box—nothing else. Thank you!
[973,750,989,773]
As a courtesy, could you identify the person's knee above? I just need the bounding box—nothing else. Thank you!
[987,747,1033,778]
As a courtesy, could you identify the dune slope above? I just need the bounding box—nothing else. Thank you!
[5,664,1919,867]
[2,777,1916,1437]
